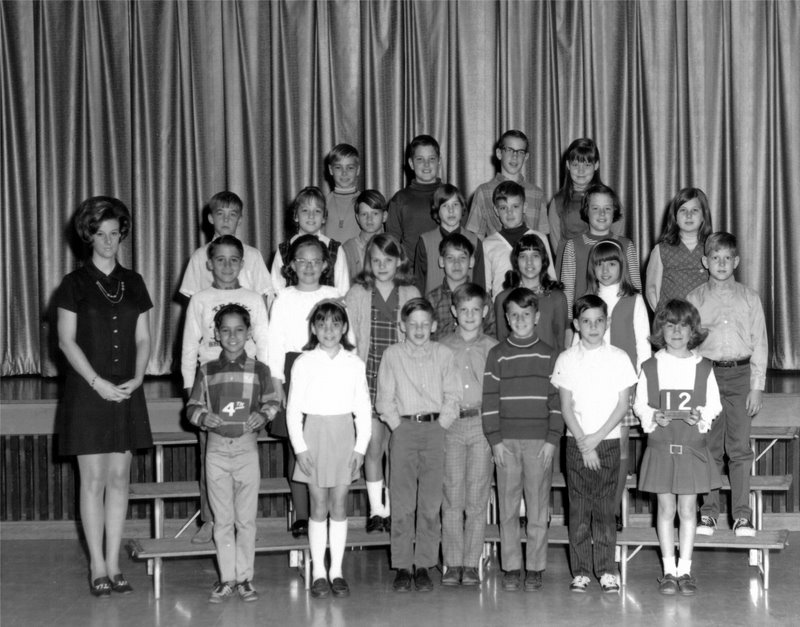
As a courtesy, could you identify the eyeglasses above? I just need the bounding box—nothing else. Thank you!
[293,258,323,269]
[500,146,528,158]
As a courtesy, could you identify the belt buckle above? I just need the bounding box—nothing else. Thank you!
[669,444,683,455]
[412,413,425,423]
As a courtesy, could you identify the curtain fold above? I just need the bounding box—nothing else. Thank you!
[2,0,798,375]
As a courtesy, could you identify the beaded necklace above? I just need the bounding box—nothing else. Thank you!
[95,279,125,304]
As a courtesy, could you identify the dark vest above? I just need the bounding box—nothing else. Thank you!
[641,357,713,409]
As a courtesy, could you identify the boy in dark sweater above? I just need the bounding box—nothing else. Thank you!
[482,287,562,593]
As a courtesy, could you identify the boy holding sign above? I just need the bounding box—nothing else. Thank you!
[187,303,280,603]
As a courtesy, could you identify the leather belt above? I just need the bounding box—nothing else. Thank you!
[400,412,439,422]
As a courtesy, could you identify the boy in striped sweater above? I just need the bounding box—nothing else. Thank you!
[482,287,563,593]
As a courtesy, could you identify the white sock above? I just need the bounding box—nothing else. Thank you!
[677,558,692,577]
[328,518,348,579]
[366,481,384,517]
[308,518,328,580]
[662,557,677,576]
[519,497,527,518]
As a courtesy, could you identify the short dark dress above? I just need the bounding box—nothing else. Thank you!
[55,261,153,456]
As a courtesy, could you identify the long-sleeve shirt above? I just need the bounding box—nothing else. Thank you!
[186,351,279,433]
[375,340,462,430]
[481,336,562,446]
[179,242,273,298]
[181,286,270,389]
[686,280,769,390]
[466,173,549,238]
[286,346,372,455]
[483,228,556,298]
[633,350,721,434]
[266,285,349,381]
[270,233,350,297]
[386,178,441,262]
[438,331,498,410]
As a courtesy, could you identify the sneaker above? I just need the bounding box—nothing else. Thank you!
[89,576,112,599]
[461,567,480,586]
[615,514,623,533]
[502,569,521,591]
[677,574,698,596]
[109,573,133,594]
[696,515,716,536]
[414,567,433,592]
[600,573,620,594]
[441,566,462,586]
[191,521,214,544]
[733,518,756,537]
[570,575,591,592]
[208,581,235,603]
[236,580,258,602]
[524,570,543,592]
[658,573,678,595]
[366,515,383,533]
[392,569,412,592]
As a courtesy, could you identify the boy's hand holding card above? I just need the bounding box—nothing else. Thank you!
[213,396,249,437]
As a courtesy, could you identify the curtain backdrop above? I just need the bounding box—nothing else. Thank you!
[2,0,798,376]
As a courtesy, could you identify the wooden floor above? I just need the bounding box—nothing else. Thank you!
[2,532,799,626]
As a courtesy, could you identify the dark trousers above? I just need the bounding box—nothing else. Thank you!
[700,364,753,521]
[389,420,445,570]
[566,437,620,578]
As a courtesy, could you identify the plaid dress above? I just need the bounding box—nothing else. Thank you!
[366,287,399,407]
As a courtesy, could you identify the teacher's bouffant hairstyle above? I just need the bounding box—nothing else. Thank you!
[75,196,131,243]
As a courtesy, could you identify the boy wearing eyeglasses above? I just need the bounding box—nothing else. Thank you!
[386,135,444,264]
[466,130,550,238]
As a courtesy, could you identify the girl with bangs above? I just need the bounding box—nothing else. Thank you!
[585,239,651,532]
[633,299,722,596]
[287,300,371,598]
[345,232,420,533]
[494,233,569,350]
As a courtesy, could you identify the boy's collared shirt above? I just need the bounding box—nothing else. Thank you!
[187,351,279,430]
[686,281,768,390]
[439,331,498,410]
[550,341,638,440]
[375,339,462,431]
[427,279,496,340]
[467,173,549,238]
[180,242,273,298]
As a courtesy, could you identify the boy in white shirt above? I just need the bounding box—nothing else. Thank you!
[551,294,637,594]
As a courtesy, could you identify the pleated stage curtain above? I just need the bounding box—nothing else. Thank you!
[1,0,798,375]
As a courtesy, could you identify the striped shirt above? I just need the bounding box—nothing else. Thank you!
[481,336,562,446]
[187,352,279,434]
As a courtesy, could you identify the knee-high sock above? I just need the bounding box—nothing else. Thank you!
[328,518,348,579]
[308,518,328,580]
[366,481,384,517]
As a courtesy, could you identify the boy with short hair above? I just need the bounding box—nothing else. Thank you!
[551,294,638,594]
[386,135,443,263]
[414,183,485,294]
[323,143,362,244]
[341,189,387,281]
[187,304,280,603]
[687,232,768,536]
[482,287,562,592]
[439,283,498,587]
[427,233,495,340]
[376,298,461,592]
[466,130,550,238]
[181,234,271,544]
[483,180,556,298]
[180,191,273,304]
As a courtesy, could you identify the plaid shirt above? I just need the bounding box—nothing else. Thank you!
[187,351,279,429]
[427,279,496,341]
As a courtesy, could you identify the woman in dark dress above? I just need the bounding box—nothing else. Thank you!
[56,197,153,597]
